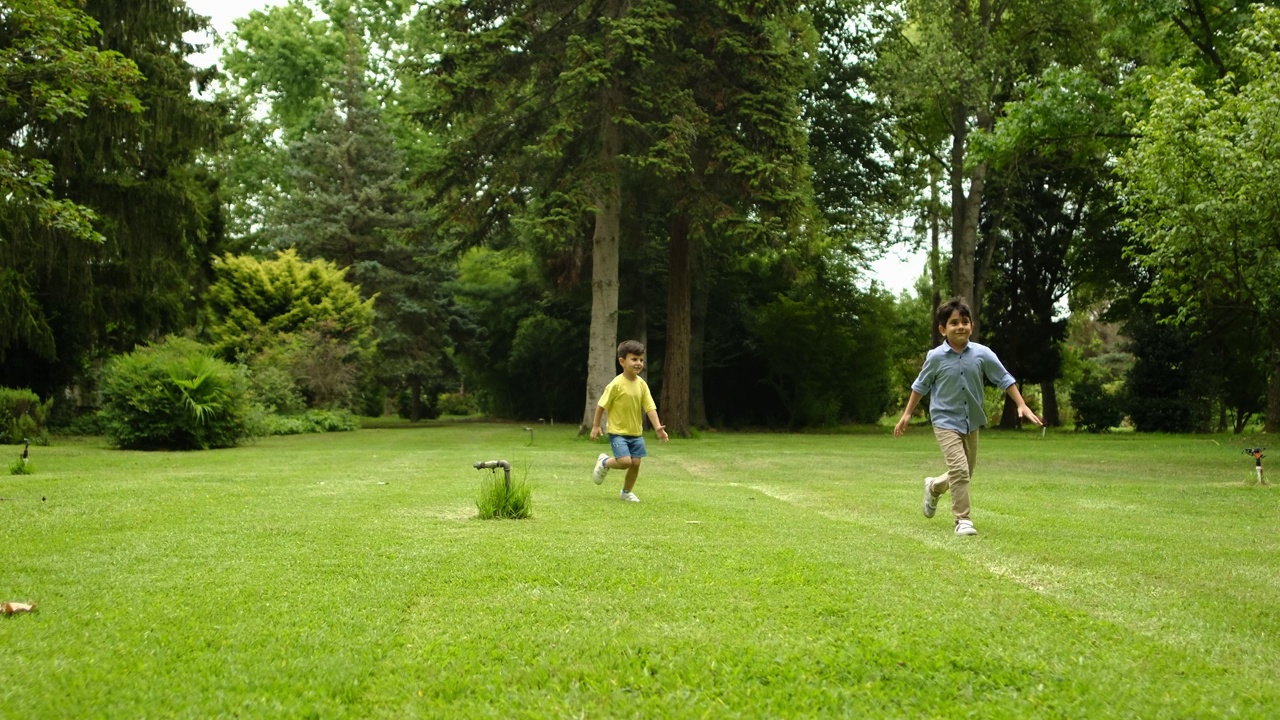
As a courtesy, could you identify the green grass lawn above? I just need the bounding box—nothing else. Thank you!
[2,424,1277,718]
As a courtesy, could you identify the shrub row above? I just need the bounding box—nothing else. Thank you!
[256,409,360,436]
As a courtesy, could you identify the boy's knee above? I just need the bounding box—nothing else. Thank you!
[615,456,636,469]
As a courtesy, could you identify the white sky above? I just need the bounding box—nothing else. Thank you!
[182,0,926,294]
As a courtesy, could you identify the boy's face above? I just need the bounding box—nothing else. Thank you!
[939,310,972,348]
[618,353,645,376]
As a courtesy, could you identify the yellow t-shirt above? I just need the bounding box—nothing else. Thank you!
[597,373,656,436]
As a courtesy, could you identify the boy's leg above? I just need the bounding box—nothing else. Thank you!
[622,457,641,493]
[931,428,977,519]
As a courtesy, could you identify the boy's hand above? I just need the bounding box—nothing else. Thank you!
[657,426,669,442]
[590,425,602,440]
[1018,405,1044,427]
[893,414,910,437]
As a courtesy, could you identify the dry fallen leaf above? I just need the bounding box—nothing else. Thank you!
[2,602,36,616]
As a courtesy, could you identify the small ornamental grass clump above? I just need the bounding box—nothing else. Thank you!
[476,472,532,520]
[9,458,32,475]
[101,336,254,450]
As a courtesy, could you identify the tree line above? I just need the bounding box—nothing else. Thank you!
[3,0,1278,435]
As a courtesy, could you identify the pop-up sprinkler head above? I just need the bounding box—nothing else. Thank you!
[1243,447,1266,485]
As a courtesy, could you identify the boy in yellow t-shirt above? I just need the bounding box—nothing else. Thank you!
[590,340,669,502]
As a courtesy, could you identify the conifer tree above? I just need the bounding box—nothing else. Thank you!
[0,0,222,397]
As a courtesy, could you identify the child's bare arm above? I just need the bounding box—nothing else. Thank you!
[1005,383,1044,426]
[646,409,669,442]
[894,390,923,437]
[590,406,606,440]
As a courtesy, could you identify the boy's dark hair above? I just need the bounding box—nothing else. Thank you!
[617,339,645,358]
[935,297,972,327]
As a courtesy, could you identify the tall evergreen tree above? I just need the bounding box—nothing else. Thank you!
[0,0,222,398]
[656,0,817,437]
[271,21,462,420]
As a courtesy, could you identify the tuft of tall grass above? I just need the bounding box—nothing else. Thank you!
[475,471,532,519]
[9,458,32,475]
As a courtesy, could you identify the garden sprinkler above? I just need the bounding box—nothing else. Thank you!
[474,460,512,491]
[21,438,29,465]
[523,427,534,446]
[1244,448,1266,485]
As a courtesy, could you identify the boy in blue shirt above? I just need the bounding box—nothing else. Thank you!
[590,340,669,502]
[893,298,1042,536]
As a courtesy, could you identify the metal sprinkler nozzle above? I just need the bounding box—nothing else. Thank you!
[474,460,512,490]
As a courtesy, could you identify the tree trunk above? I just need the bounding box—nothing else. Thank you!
[661,214,692,438]
[949,101,974,308]
[579,85,624,434]
[950,126,989,337]
[929,166,943,346]
[1267,326,1280,433]
[690,247,709,429]
[410,381,422,423]
[1041,380,1060,427]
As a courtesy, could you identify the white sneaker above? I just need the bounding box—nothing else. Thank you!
[593,453,610,485]
[922,477,939,519]
[620,491,640,502]
[955,519,977,536]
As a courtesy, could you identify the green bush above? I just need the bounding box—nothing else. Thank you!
[101,337,254,450]
[63,411,108,437]
[0,387,53,445]
[437,391,479,416]
[247,363,306,415]
[1071,369,1125,433]
[257,409,360,436]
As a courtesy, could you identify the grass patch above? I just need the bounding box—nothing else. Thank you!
[475,462,533,519]
[1,427,1277,716]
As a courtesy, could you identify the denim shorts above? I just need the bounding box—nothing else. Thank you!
[609,434,647,459]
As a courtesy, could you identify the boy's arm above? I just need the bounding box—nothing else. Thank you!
[646,409,669,442]
[590,405,606,440]
[893,390,923,437]
[1004,383,1044,427]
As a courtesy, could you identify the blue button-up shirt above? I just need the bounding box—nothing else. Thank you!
[911,341,1016,433]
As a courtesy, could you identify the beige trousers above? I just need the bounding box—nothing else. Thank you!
[931,427,978,520]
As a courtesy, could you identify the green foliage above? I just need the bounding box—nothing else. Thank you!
[1070,368,1125,433]
[62,411,108,437]
[202,249,377,367]
[246,362,307,415]
[0,0,142,241]
[748,289,894,428]
[1117,7,1280,431]
[9,458,33,475]
[0,387,53,445]
[100,337,253,450]
[475,470,532,520]
[256,409,359,436]
[396,387,440,421]
[437,392,479,417]
[1121,309,1213,433]
[1,0,221,398]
